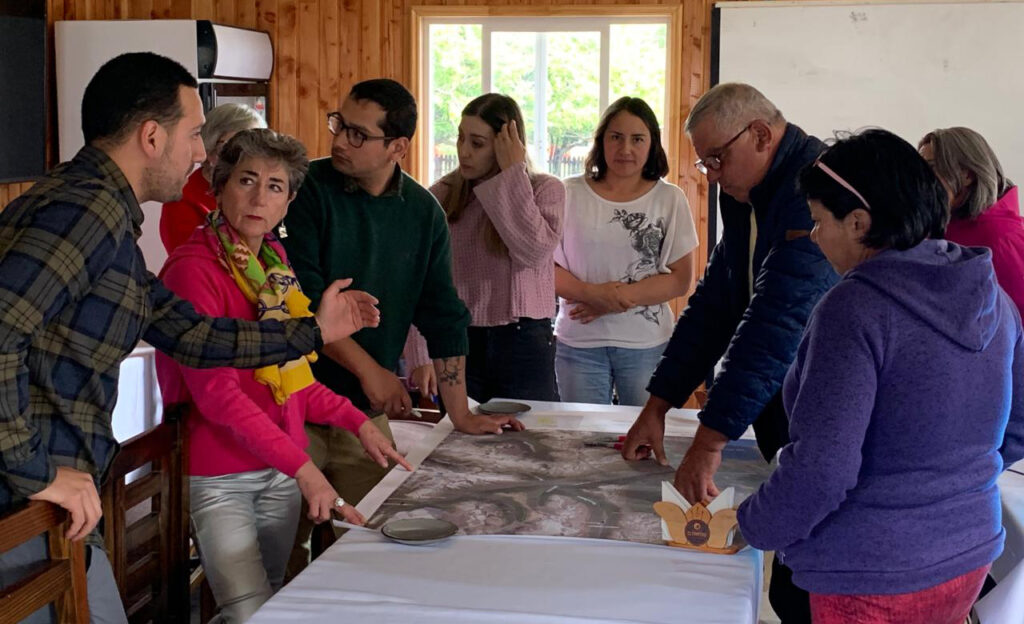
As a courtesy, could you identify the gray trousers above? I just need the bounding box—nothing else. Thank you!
[190,468,300,624]
[0,537,127,624]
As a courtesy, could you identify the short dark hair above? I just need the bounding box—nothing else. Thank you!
[799,129,948,251]
[82,52,198,145]
[211,128,309,197]
[348,78,417,140]
[585,97,669,182]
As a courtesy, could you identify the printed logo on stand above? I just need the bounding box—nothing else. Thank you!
[684,519,710,546]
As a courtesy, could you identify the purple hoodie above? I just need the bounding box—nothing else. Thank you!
[737,239,1024,595]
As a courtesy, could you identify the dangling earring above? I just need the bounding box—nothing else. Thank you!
[277,223,288,239]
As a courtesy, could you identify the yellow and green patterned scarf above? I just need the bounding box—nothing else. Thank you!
[205,210,317,405]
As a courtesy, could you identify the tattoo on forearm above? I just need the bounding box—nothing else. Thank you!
[438,358,463,386]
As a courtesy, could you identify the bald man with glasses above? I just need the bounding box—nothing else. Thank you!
[620,83,839,623]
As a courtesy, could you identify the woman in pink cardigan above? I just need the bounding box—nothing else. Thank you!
[405,94,565,403]
[919,127,1024,315]
[156,129,410,623]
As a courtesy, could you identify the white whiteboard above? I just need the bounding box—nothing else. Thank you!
[717,0,1024,187]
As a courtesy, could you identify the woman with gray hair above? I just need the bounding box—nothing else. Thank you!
[155,128,410,622]
[159,103,267,254]
[919,127,1024,314]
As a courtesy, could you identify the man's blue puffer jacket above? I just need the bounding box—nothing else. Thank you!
[648,124,839,461]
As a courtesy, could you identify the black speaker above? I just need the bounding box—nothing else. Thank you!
[0,0,46,182]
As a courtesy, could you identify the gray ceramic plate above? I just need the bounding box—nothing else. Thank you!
[477,401,532,415]
[380,518,458,545]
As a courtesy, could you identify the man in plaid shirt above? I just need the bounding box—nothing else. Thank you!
[0,52,378,623]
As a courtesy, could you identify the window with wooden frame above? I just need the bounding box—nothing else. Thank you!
[409,6,683,185]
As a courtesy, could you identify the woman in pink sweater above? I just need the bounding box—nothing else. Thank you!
[919,127,1024,315]
[156,129,410,623]
[404,94,565,403]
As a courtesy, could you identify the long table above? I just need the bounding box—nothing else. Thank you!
[249,401,766,624]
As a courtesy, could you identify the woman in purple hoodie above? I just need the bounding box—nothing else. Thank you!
[737,129,1024,624]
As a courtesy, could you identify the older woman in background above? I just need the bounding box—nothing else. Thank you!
[918,127,1024,314]
[159,103,266,254]
[738,129,1024,624]
[156,129,410,623]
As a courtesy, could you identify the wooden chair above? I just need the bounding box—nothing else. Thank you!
[0,501,89,624]
[101,405,190,623]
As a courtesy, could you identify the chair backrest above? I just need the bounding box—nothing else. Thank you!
[101,406,189,623]
[0,501,89,624]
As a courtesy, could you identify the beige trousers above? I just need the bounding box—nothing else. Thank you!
[285,414,394,579]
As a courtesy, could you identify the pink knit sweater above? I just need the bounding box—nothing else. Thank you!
[155,230,368,477]
[404,163,564,368]
[944,186,1024,316]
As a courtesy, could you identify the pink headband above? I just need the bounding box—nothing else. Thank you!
[814,160,871,210]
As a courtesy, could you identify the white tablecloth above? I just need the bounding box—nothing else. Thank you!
[249,531,762,624]
[975,461,1024,623]
[249,401,764,624]
[994,461,1024,583]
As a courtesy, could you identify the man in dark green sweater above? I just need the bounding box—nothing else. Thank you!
[283,79,524,573]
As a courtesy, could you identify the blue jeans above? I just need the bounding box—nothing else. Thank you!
[554,342,667,406]
[0,539,127,624]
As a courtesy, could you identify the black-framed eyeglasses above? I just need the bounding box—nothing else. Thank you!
[694,123,753,175]
[326,112,395,148]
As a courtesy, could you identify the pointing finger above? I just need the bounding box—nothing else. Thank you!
[384,446,413,471]
[366,445,388,468]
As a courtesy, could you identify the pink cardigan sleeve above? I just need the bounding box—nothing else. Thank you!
[473,164,565,269]
[162,255,310,477]
[402,325,432,370]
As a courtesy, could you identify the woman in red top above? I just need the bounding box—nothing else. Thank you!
[919,127,1024,315]
[159,103,266,254]
[156,129,411,623]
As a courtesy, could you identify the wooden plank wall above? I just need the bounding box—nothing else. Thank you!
[396,0,714,268]
[2,0,715,278]
[2,0,360,208]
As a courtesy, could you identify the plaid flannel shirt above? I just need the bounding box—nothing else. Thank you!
[0,146,323,514]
